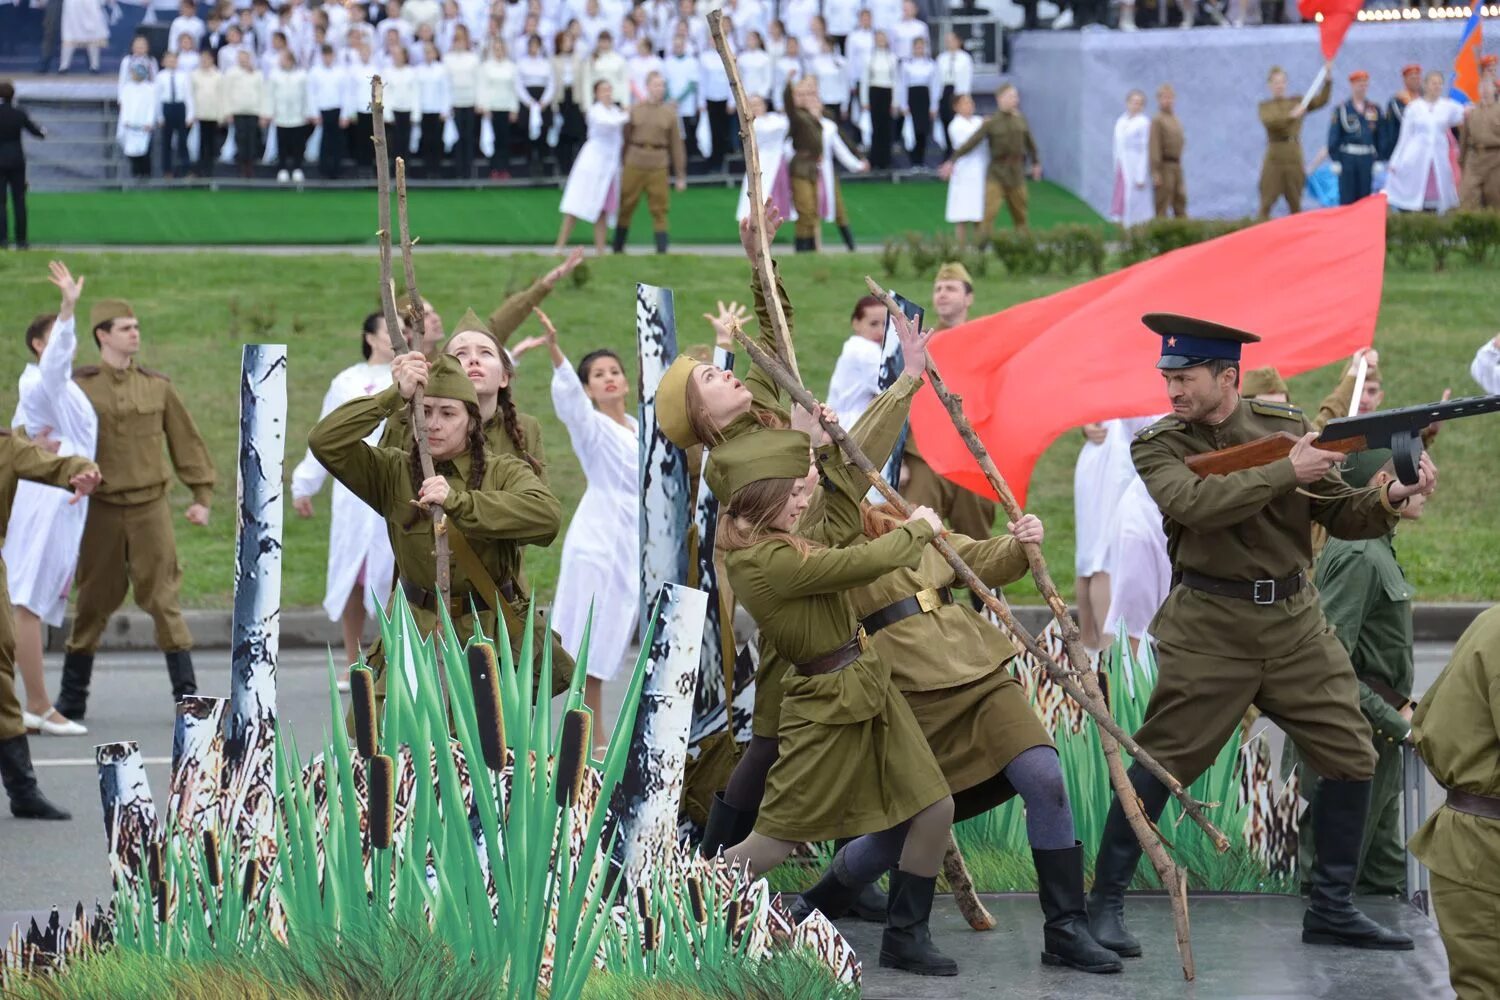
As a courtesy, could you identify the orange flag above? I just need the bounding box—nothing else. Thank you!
[909,196,1387,508]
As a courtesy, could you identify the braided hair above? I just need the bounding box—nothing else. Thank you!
[403,401,487,528]
[495,348,543,475]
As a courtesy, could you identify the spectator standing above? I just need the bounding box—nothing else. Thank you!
[891,1,927,60]
[191,54,224,177]
[0,81,45,249]
[1377,63,1423,160]
[809,37,847,122]
[59,0,108,74]
[861,30,897,169]
[664,35,700,152]
[478,37,519,178]
[898,36,936,167]
[551,30,586,172]
[699,40,733,171]
[155,51,195,179]
[308,44,351,179]
[223,48,267,178]
[269,49,312,182]
[773,36,803,109]
[174,34,203,74]
[781,0,816,41]
[583,31,628,108]
[1149,83,1185,218]
[627,36,662,104]
[944,92,986,246]
[168,0,207,49]
[1385,70,1466,213]
[37,0,63,75]
[413,40,450,176]
[445,25,480,178]
[347,40,379,174]
[845,11,874,110]
[382,43,417,163]
[518,34,555,175]
[738,31,773,103]
[1460,56,1500,210]
[1111,89,1152,229]
[117,63,157,179]
[935,31,972,157]
[764,18,788,60]
[825,0,859,48]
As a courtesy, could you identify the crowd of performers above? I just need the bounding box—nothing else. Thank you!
[1,225,1499,992]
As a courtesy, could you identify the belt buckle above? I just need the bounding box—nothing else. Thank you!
[855,626,869,652]
[915,588,941,614]
[1252,579,1276,605]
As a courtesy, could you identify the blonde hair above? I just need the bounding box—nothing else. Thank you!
[860,501,905,540]
[683,371,785,447]
[1267,65,1286,83]
[717,478,816,558]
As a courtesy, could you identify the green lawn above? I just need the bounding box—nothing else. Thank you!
[0,251,1494,609]
[21,179,1104,247]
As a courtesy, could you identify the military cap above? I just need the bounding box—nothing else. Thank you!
[1241,366,1288,399]
[1340,448,1393,489]
[89,299,135,329]
[934,261,974,289]
[442,307,503,355]
[655,354,706,450]
[1348,70,1369,83]
[1143,313,1261,370]
[1401,63,1422,77]
[1481,54,1498,70]
[707,429,812,502]
[425,354,479,405]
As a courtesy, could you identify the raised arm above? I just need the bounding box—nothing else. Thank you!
[757,517,936,597]
[486,248,582,347]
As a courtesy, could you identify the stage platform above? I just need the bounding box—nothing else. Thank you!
[1011,21,1489,220]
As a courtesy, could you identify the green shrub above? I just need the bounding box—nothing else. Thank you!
[1451,211,1500,265]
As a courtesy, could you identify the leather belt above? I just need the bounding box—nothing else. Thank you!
[400,579,507,616]
[1445,788,1500,821]
[860,587,954,636]
[1340,144,1376,156]
[1362,676,1414,714]
[1180,570,1304,605]
[795,629,868,677]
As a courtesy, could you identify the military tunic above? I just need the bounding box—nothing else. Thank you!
[1149,110,1186,218]
[67,361,215,655]
[1257,76,1331,219]
[618,100,686,234]
[378,400,546,483]
[1130,397,1402,785]
[1327,98,1384,205]
[0,435,96,740]
[1459,100,1500,210]
[950,110,1039,234]
[784,81,827,241]
[1408,605,1500,1000]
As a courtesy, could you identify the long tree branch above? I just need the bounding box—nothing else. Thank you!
[707,10,798,382]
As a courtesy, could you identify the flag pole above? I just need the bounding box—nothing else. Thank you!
[1298,63,1330,113]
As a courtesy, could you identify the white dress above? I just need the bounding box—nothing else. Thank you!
[736,111,789,221]
[290,362,398,623]
[1471,338,1500,394]
[116,80,157,157]
[3,317,97,626]
[1385,97,1465,212]
[1073,417,1149,577]
[945,113,987,223]
[1111,111,1153,229]
[550,358,640,682]
[1101,474,1171,643]
[62,0,108,45]
[825,334,883,427]
[559,102,629,224]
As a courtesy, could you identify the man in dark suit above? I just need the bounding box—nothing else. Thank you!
[0,80,47,250]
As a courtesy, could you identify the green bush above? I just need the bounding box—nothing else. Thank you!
[1051,224,1108,276]
[1450,211,1500,265]
[990,230,1040,274]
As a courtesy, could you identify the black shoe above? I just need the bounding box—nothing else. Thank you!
[1085,764,1170,959]
[1035,842,1124,973]
[54,651,95,721]
[1301,779,1414,951]
[611,227,628,254]
[832,838,887,921]
[794,237,816,253]
[699,791,757,859]
[790,847,869,923]
[165,650,198,700]
[0,736,71,820]
[838,225,856,252]
[880,870,958,977]
[654,231,668,254]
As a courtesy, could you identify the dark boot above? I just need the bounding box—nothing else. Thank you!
[794,236,816,253]
[880,870,958,976]
[1086,764,1170,958]
[654,231,668,254]
[790,847,869,923]
[53,651,95,720]
[835,837,887,921]
[1035,842,1124,973]
[699,791,757,858]
[838,224,856,251]
[1301,779,1414,950]
[165,650,198,701]
[611,227,628,254]
[0,735,71,820]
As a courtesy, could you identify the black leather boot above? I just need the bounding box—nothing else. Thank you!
[794,236,816,253]
[53,651,95,720]
[0,735,71,820]
[790,847,869,923]
[835,837,888,921]
[1302,779,1414,950]
[1086,764,1170,958]
[699,791,757,859]
[1035,842,1124,973]
[611,226,628,254]
[165,650,198,700]
[839,224,856,251]
[879,870,958,976]
[653,231,668,254]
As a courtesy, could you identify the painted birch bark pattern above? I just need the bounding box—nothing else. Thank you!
[636,284,692,634]
[96,741,158,892]
[876,292,923,491]
[167,696,228,836]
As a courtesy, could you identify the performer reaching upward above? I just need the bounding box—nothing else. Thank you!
[555,79,629,256]
[734,95,790,223]
[1256,61,1332,219]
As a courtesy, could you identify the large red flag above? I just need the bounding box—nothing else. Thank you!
[1298,0,1362,59]
[909,196,1387,508]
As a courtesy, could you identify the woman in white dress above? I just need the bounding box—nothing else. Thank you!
[735,94,790,221]
[1385,70,1468,213]
[944,93,986,245]
[1101,473,1170,660]
[554,79,629,255]
[60,0,109,73]
[5,263,95,736]
[1072,418,1146,651]
[1110,89,1153,230]
[291,312,398,677]
[116,62,158,178]
[532,308,638,749]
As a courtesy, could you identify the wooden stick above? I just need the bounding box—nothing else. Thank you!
[941,834,995,931]
[706,10,798,382]
[731,323,1207,979]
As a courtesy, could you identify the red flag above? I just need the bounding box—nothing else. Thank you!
[909,197,1387,508]
[1297,0,1362,59]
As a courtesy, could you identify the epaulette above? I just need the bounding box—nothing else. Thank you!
[1135,416,1185,441]
[1248,399,1303,420]
[73,365,100,378]
[136,365,171,381]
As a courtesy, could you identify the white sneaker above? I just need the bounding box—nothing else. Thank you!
[277,169,291,183]
[38,709,87,737]
[292,168,305,182]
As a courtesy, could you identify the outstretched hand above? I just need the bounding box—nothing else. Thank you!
[894,309,937,380]
[703,300,750,349]
[47,261,85,314]
[543,247,585,288]
[68,468,101,504]
[738,197,785,259]
[1387,453,1438,503]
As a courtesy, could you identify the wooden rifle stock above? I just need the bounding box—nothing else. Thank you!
[1185,432,1368,477]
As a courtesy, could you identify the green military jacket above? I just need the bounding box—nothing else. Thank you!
[73,361,215,507]
[1409,605,1500,894]
[784,81,825,181]
[0,432,97,546]
[1315,533,1415,742]
[1259,78,1331,162]
[1133,398,1401,658]
[378,403,547,483]
[951,111,1039,188]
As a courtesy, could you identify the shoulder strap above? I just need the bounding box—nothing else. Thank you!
[446,523,505,604]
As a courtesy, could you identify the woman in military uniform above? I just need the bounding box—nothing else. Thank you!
[1256,62,1332,219]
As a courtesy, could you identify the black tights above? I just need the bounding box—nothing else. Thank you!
[723,734,778,811]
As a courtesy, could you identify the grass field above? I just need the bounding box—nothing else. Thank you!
[21,179,1105,246]
[0,250,1495,610]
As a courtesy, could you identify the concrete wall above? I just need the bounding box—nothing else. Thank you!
[1011,22,1477,219]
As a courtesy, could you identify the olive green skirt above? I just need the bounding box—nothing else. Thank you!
[903,668,1053,796]
[751,641,790,740]
[755,653,949,842]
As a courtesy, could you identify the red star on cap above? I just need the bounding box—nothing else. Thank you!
[1166,336,1177,347]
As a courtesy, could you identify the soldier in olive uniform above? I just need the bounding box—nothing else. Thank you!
[940,83,1041,238]
[1086,313,1434,958]
[0,435,99,820]
[785,76,828,253]
[56,300,216,721]
[1459,56,1500,211]
[1409,604,1500,1000]
[1150,84,1187,219]
[1257,62,1332,219]
[612,72,686,256]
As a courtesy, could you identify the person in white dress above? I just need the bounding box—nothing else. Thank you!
[1100,473,1170,659]
[824,293,888,427]
[5,263,95,737]
[804,95,869,250]
[117,62,159,178]
[531,308,638,749]
[944,93,986,245]
[1072,417,1149,651]
[1111,89,1153,229]
[1472,333,1500,394]
[735,94,789,221]
[291,312,398,678]
[60,0,109,73]
[555,79,629,254]
[1385,70,1468,213]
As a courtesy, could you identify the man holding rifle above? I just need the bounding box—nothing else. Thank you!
[1087,314,1435,959]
